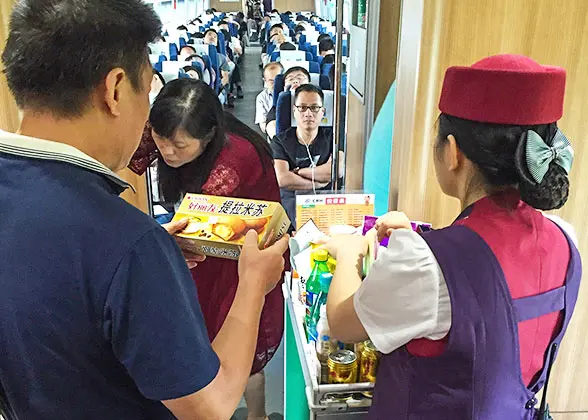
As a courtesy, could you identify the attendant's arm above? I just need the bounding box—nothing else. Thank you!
[325,235,370,343]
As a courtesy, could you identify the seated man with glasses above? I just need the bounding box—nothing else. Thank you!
[271,84,345,227]
[265,66,311,139]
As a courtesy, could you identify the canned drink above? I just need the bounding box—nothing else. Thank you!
[328,350,358,384]
[359,340,381,383]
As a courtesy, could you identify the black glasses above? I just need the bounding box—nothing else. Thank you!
[294,105,323,113]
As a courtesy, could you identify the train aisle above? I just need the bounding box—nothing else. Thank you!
[228,44,264,135]
[230,42,285,420]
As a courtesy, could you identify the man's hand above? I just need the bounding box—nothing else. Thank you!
[163,219,207,269]
[375,211,412,243]
[238,230,289,295]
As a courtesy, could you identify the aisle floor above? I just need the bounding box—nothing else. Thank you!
[229,44,285,420]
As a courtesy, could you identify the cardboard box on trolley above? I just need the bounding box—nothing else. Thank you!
[172,193,291,260]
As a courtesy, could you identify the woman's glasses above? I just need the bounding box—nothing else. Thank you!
[294,105,323,113]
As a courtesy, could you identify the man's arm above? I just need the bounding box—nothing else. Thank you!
[274,159,327,191]
[162,231,289,419]
[297,152,345,183]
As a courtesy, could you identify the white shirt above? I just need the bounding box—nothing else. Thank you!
[354,215,577,355]
[255,89,273,125]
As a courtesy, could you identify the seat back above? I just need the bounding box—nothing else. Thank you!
[193,44,220,92]
[279,50,308,62]
[280,60,320,74]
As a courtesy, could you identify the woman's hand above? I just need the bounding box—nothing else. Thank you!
[323,234,369,260]
[163,219,207,269]
[375,211,412,243]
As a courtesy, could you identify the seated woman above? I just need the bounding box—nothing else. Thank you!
[149,79,283,420]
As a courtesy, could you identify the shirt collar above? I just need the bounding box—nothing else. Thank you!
[0,130,134,193]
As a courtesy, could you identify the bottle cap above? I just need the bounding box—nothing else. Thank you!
[312,249,329,262]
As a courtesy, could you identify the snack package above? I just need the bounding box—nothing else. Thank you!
[172,194,291,260]
[362,216,433,247]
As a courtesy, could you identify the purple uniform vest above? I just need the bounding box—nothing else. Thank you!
[369,223,581,419]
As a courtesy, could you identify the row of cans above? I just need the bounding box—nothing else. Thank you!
[328,341,381,386]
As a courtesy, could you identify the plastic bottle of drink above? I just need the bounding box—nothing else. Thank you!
[305,249,330,342]
[316,304,337,384]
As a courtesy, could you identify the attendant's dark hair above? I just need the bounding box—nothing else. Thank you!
[2,0,161,117]
[150,79,272,203]
[436,114,569,210]
[295,84,324,103]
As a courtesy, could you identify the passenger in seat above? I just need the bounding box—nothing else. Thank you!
[271,84,345,227]
[256,62,283,135]
[179,45,197,61]
[319,38,335,72]
[264,66,311,139]
[183,65,203,80]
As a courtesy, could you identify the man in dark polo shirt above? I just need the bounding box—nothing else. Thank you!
[0,1,288,419]
[271,84,344,228]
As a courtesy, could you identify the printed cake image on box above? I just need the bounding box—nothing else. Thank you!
[172,194,291,260]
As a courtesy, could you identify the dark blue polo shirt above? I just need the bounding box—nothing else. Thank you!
[0,132,220,419]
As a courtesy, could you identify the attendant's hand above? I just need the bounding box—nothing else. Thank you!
[323,234,369,260]
[239,230,290,295]
[163,219,207,269]
[375,211,412,243]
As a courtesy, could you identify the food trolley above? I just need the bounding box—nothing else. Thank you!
[283,273,373,419]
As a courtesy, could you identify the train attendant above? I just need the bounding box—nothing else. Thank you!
[324,54,581,419]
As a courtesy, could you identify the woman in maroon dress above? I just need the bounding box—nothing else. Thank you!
[149,79,283,420]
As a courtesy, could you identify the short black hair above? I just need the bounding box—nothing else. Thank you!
[280,42,297,51]
[295,24,305,33]
[2,0,161,117]
[294,84,324,104]
[319,38,335,53]
[270,23,283,33]
[153,69,165,86]
[296,15,305,21]
[177,25,188,31]
[204,28,217,37]
[219,20,229,26]
[192,32,205,39]
[317,33,332,42]
[182,65,203,80]
[271,9,279,13]
[180,45,197,55]
[284,66,311,82]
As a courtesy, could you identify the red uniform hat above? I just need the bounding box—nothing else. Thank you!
[439,54,566,125]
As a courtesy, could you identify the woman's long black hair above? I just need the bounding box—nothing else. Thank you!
[149,79,272,204]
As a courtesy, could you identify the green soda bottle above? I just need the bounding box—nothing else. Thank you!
[305,249,330,342]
